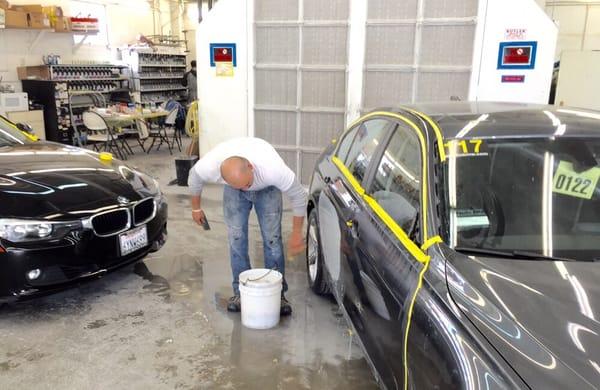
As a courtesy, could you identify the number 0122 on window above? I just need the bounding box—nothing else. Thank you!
[552,161,600,200]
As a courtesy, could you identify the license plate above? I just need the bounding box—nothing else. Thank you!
[119,225,148,256]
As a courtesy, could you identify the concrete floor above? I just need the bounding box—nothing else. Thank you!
[0,143,377,389]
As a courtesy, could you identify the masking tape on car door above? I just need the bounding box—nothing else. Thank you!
[331,156,365,197]
[332,151,444,390]
[421,235,443,251]
[346,111,432,241]
[332,156,429,264]
[403,260,430,390]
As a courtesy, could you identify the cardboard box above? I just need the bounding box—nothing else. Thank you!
[17,66,51,81]
[0,1,10,10]
[21,4,44,13]
[52,15,70,32]
[5,9,29,28]
[27,11,50,29]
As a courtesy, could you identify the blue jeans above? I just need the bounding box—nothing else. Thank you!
[223,185,287,296]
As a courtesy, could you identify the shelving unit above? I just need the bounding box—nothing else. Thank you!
[19,64,131,144]
[120,48,188,106]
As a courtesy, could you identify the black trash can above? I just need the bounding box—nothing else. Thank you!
[175,155,199,186]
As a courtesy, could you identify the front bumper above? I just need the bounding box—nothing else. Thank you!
[0,201,168,303]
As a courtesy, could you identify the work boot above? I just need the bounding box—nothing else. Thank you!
[280,296,292,316]
[227,295,241,312]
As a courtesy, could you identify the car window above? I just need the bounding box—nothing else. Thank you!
[335,125,358,163]
[370,125,422,236]
[448,138,600,262]
[345,119,389,183]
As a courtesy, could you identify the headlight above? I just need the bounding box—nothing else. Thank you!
[139,173,162,201]
[120,166,162,200]
[0,219,81,243]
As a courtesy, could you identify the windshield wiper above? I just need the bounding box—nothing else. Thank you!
[455,247,576,262]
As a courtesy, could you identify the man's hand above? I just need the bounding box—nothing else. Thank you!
[192,209,206,226]
[287,230,306,257]
[287,215,306,257]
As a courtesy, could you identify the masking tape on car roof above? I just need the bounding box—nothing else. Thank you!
[401,108,447,162]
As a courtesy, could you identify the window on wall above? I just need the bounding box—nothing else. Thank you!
[70,1,109,47]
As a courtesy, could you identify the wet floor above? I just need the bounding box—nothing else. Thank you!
[0,146,377,389]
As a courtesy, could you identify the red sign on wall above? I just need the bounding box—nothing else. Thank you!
[497,41,537,70]
[503,47,532,65]
[213,47,233,63]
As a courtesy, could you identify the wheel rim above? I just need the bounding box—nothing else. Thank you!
[307,218,319,282]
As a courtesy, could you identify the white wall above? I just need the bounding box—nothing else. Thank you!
[0,0,177,92]
[470,0,557,104]
[182,2,198,67]
[545,1,600,60]
[196,0,250,156]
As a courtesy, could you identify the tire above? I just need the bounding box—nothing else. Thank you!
[306,208,330,295]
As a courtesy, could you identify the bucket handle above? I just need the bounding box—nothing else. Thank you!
[240,267,276,286]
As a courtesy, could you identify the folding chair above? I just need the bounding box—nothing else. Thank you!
[164,108,182,153]
[146,112,173,155]
[82,111,126,160]
[134,119,150,153]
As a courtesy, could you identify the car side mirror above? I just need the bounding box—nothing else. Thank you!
[16,122,34,134]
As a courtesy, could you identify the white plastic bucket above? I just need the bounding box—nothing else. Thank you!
[239,268,283,330]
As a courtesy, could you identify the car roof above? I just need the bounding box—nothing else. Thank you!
[376,102,600,140]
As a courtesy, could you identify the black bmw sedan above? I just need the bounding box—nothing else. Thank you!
[0,116,167,302]
[306,102,600,389]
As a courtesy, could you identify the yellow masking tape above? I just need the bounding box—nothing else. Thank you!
[421,235,443,251]
[403,260,430,390]
[332,148,433,390]
[331,156,365,196]
[363,194,430,264]
[402,108,447,162]
[331,156,429,264]
[343,111,432,240]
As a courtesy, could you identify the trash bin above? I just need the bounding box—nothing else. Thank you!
[175,155,199,186]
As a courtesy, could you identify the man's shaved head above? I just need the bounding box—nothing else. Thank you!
[221,156,254,190]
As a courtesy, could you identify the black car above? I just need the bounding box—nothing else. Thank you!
[0,116,168,302]
[305,102,600,389]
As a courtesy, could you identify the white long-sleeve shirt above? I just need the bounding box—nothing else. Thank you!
[188,137,307,217]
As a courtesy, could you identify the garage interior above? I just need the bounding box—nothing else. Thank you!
[1,0,599,389]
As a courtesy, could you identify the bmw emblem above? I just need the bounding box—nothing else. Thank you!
[117,196,130,205]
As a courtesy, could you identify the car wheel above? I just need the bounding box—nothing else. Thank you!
[306,208,330,295]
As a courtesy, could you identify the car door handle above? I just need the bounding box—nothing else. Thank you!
[346,219,359,239]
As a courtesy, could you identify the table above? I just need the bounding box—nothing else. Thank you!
[95,110,170,159]
[98,110,169,128]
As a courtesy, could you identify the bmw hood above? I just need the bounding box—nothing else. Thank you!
[0,143,159,220]
[446,252,600,389]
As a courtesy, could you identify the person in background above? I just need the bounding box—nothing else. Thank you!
[188,137,307,315]
[182,60,197,104]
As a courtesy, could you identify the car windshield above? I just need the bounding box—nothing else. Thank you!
[0,116,30,146]
[446,137,600,262]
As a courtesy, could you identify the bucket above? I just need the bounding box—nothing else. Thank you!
[175,155,199,186]
[239,268,283,330]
